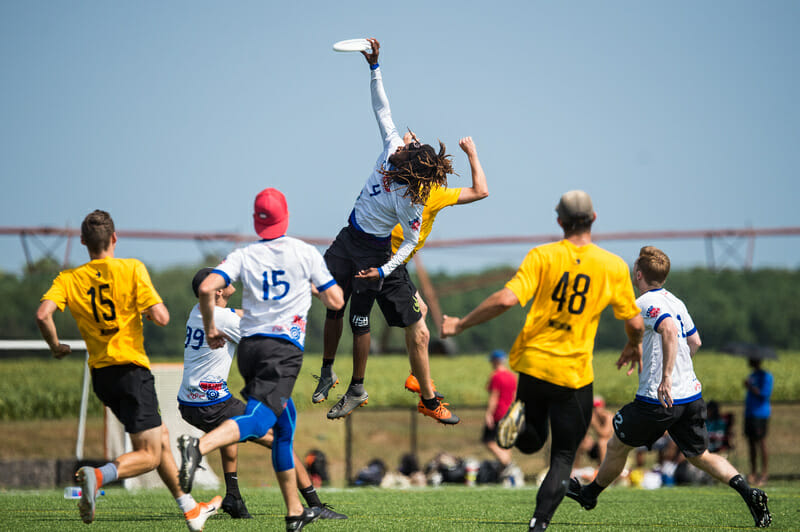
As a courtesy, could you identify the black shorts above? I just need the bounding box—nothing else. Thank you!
[238,336,303,417]
[324,225,390,326]
[91,364,162,434]
[482,424,499,444]
[744,417,769,441]
[179,397,247,433]
[376,264,422,328]
[324,225,421,329]
[614,398,708,458]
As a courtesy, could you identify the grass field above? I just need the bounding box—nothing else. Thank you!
[2,483,798,531]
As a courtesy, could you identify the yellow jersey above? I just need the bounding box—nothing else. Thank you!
[391,185,462,262]
[505,240,640,389]
[41,257,163,370]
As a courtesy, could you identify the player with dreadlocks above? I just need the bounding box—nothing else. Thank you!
[321,37,460,424]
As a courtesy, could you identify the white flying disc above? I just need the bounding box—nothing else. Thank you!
[333,38,372,53]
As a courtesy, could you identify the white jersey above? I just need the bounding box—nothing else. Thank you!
[213,236,336,349]
[348,66,423,277]
[178,304,241,406]
[635,288,701,404]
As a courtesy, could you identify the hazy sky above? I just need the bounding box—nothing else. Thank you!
[2,1,798,275]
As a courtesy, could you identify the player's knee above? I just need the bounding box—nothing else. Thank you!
[350,313,370,335]
[407,319,429,347]
[327,308,345,320]
[234,406,276,441]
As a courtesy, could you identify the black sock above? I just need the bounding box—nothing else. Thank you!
[300,485,322,507]
[322,358,334,368]
[729,474,752,498]
[351,377,364,386]
[224,472,241,499]
[422,397,439,410]
[584,480,606,499]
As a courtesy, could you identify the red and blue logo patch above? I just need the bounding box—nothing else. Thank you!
[646,306,661,318]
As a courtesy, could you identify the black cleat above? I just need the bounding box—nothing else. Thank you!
[316,502,347,519]
[286,506,322,531]
[745,488,772,528]
[221,494,253,519]
[565,476,597,510]
[178,434,203,493]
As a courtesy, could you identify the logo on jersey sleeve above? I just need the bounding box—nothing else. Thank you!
[408,217,421,232]
[645,306,661,318]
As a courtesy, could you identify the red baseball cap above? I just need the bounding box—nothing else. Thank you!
[253,188,289,240]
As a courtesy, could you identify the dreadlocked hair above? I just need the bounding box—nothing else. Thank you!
[380,141,455,205]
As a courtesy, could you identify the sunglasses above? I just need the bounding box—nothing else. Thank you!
[406,127,421,149]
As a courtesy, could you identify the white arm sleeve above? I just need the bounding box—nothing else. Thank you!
[378,205,422,277]
[371,67,401,148]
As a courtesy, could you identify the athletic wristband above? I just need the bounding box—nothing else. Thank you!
[370,63,379,70]
[378,267,385,279]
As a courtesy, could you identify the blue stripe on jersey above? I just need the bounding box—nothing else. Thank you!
[177,393,233,407]
[317,279,337,292]
[635,391,702,405]
[654,313,671,332]
[245,332,304,351]
[213,268,231,286]
[348,209,363,232]
[686,327,697,337]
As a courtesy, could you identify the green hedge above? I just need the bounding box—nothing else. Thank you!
[2,351,796,421]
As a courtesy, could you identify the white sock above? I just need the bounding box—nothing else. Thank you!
[176,494,197,514]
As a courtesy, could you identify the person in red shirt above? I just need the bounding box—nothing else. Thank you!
[483,350,518,469]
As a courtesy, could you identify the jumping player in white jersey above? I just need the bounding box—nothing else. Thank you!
[321,37,459,424]
[567,246,772,528]
[177,188,344,532]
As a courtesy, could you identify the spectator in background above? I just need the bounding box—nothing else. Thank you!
[574,396,614,468]
[706,400,734,454]
[744,358,773,486]
[482,350,518,472]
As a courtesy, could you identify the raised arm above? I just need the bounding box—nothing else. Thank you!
[455,137,489,205]
[363,38,400,146]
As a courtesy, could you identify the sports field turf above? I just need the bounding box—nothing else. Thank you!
[2,483,797,531]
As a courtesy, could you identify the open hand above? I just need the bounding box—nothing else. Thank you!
[355,267,380,281]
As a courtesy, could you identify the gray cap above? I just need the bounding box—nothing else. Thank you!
[556,190,594,222]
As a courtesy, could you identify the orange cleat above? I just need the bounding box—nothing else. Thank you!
[417,400,460,425]
[404,374,444,400]
[185,495,222,532]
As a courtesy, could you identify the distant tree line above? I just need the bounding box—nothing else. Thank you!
[2,259,798,358]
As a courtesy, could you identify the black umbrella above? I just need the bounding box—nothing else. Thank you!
[721,342,778,360]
